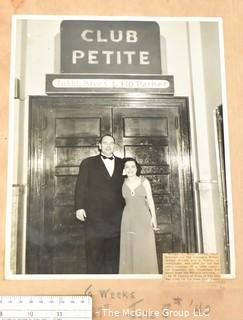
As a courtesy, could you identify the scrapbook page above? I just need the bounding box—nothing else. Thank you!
[0,1,243,319]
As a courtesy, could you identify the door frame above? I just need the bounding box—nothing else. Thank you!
[26,94,196,274]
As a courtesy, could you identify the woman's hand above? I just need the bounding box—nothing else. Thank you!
[151,217,160,232]
[76,209,87,221]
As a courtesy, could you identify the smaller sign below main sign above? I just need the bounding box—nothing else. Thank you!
[46,74,174,94]
[53,78,170,89]
[60,20,162,75]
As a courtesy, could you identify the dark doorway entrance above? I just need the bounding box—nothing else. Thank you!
[26,95,196,274]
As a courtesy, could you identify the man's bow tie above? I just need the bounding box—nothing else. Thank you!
[101,154,114,160]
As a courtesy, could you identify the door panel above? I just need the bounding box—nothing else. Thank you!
[53,106,111,274]
[113,107,184,272]
[27,96,195,274]
[27,98,112,274]
[123,117,168,137]
[56,118,101,137]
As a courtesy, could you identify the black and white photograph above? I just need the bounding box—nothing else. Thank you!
[5,16,234,278]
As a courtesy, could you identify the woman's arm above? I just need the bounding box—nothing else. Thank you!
[143,178,159,231]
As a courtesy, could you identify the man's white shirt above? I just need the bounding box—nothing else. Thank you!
[101,155,115,176]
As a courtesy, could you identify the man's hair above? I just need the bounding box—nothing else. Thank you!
[123,157,142,176]
[98,134,115,144]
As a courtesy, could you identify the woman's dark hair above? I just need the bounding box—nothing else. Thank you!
[123,157,142,176]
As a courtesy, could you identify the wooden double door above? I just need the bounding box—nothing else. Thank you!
[26,95,196,274]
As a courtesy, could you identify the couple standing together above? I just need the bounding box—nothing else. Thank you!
[75,135,159,274]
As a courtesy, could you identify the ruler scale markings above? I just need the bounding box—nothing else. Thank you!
[0,296,92,320]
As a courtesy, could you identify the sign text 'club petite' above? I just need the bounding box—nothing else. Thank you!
[60,20,162,74]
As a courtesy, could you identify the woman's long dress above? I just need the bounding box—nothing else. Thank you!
[119,178,159,274]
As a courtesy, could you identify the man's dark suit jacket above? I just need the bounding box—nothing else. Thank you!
[75,155,125,239]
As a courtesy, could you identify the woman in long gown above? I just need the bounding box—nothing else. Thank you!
[119,157,159,274]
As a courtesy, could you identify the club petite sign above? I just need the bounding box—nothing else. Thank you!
[60,20,162,74]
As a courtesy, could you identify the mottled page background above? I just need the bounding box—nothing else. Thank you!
[0,1,242,319]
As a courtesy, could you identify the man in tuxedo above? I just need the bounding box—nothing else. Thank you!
[75,135,125,274]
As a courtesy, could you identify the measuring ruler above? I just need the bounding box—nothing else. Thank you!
[0,296,92,320]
